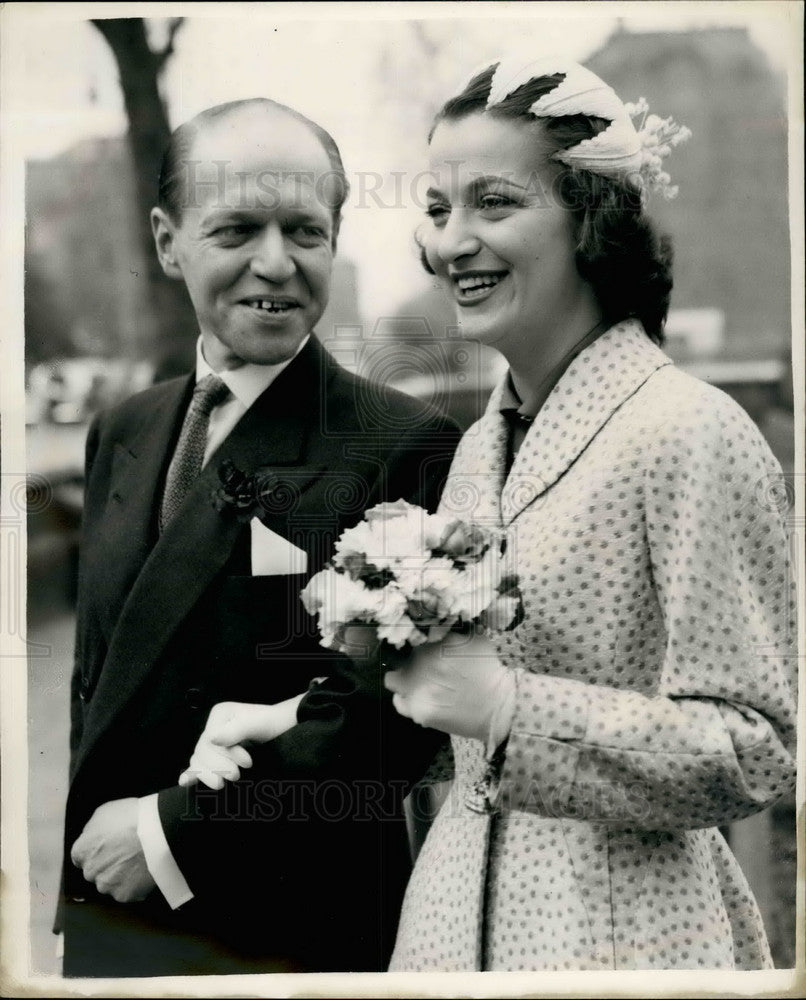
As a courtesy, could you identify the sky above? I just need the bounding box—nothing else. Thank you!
[4,1,801,323]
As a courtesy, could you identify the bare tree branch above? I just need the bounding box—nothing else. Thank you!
[153,18,184,72]
[92,17,185,75]
[409,21,439,61]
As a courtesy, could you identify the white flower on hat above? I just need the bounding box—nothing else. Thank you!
[463,55,690,198]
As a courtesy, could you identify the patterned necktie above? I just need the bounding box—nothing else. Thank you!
[160,373,231,529]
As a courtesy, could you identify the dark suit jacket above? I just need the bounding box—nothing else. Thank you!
[61,336,460,976]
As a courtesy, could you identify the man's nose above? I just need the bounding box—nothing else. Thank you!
[249,225,296,283]
[435,208,481,264]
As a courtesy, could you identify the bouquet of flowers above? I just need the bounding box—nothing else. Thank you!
[300,499,522,651]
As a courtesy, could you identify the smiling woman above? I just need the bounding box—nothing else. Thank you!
[422,112,602,393]
[417,64,676,415]
[149,99,347,370]
[382,55,798,972]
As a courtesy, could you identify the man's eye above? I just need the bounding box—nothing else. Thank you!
[426,204,449,227]
[291,224,329,245]
[214,224,254,241]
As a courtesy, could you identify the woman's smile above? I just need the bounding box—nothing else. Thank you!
[423,113,600,362]
[451,269,510,306]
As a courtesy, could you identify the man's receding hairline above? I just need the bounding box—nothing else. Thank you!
[159,96,349,239]
[187,100,328,155]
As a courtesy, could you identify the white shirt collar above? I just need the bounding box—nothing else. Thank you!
[195,335,310,410]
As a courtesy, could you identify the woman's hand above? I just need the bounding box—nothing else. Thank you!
[383,631,516,746]
[178,696,304,790]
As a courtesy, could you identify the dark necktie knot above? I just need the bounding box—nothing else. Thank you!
[192,373,231,416]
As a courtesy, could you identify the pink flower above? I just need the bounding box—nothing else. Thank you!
[435,518,491,564]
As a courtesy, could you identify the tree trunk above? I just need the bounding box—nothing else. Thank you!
[92,18,197,379]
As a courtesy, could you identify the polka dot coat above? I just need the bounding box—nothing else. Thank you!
[390,320,797,972]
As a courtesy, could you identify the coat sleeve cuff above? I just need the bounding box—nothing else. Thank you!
[137,793,194,910]
[497,672,588,814]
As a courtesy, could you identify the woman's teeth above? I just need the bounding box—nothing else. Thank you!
[456,274,504,298]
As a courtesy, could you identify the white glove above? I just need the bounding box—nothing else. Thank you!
[384,631,515,748]
[178,696,303,789]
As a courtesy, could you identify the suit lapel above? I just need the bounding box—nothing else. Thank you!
[94,375,193,628]
[500,320,672,525]
[75,339,332,772]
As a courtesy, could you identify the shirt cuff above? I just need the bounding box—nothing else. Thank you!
[137,793,194,910]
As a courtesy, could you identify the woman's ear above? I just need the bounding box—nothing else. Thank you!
[150,207,183,279]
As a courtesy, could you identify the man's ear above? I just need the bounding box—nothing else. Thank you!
[150,207,183,279]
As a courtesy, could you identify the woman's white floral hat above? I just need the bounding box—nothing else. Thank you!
[455,55,691,199]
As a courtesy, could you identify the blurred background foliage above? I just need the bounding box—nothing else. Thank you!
[17,10,797,973]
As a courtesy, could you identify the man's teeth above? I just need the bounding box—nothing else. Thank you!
[457,275,503,292]
[248,300,295,312]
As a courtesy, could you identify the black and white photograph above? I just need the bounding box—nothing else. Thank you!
[1,1,803,995]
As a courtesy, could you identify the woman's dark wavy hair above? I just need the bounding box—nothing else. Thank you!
[422,66,673,344]
[157,98,349,250]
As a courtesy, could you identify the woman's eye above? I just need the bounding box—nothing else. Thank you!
[478,193,513,212]
[426,204,449,226]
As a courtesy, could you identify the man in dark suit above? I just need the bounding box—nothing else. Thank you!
[61,98,459,977]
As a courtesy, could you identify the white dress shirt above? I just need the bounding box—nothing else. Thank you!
[137,335,308,909]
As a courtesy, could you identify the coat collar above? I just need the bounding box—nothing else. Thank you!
[490,320,672,525]
[439,405,509,530]
[72,337,336,779]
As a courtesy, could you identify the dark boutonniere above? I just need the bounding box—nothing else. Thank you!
[212,459,280,523]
